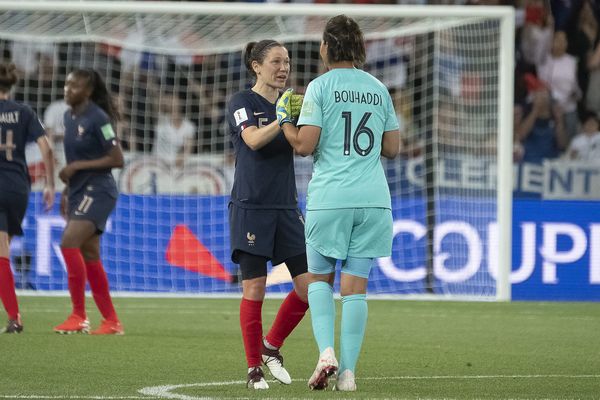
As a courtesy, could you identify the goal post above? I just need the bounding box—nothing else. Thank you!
[0,1,513,301]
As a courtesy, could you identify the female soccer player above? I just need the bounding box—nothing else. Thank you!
[53,68,124,335]
[226,40,310,389]
[277,15,400,391]
[0,62,55,334]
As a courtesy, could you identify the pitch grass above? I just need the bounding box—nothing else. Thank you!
[1,297,599,399]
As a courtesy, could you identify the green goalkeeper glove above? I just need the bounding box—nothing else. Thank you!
[290,93,304,119]
[276,88,293,126]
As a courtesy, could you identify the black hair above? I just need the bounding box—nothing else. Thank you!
[582,109,599,125]
[244,40,284,79]
[323,14,366,68]
[0,62,18,92]
[71,68,120,122]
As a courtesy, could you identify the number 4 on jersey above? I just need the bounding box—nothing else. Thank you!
[0,128,16,161]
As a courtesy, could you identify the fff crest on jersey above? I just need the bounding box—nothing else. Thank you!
[246,232,256,246]
[77,125,85,136]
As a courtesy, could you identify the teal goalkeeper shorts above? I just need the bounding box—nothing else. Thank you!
[305,208,393,260]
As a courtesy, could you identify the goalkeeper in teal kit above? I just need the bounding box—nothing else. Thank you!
[278,14,400,392]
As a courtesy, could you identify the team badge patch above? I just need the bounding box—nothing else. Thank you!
[101,124,116,140]
[301,101,314,117]
[234,108,248,126]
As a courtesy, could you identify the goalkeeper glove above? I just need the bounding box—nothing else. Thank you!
[276,88,293,126]
[290,93,304,119]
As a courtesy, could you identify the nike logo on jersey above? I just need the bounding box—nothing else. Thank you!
[253,112,265,116]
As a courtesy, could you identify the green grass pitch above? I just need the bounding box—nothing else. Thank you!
[1,297,598,399]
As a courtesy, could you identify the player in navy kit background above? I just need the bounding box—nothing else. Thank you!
[226,40,309,389]
[0,62,55,333]
[53,68,124,335]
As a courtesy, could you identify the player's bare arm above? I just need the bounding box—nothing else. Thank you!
[59,145,124,183]
[241,120,281,151]
[36,135,56,210]
[280,123,320,157]
[381,129,401,159]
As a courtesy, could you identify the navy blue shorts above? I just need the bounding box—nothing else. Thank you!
[229,204,306,266]
[68,186,117,234]
[0,190,29,236]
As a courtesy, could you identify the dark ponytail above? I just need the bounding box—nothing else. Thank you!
[0,62,19,92]
[323,15,366,68]
[72,68,120,122]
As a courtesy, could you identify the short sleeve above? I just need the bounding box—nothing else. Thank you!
[227,93,259,136]
[383,91,400,132]
[44,102,67,135]
[183,119,196,139]
[94,112,118,151]
[25,106,46,143]
[297,80,323,128]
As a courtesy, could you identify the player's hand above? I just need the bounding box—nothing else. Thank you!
[59,164,77,183]
[276,88,293,126]
[42,185,55,212]
[290,93,304,119]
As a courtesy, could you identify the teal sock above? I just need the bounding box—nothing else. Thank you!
[340,293,367,374]
[307,281,335,353]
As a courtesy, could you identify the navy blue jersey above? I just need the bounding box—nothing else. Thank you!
[0,99,45,194]
[227,89,297,209]
[63,101,118,197]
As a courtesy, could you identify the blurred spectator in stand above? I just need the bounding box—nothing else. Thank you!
[437,101,463,154]
[391,88,421,158]
[566,0,598,114]
[537,30,581,141]
[9,40,58,80]
[517,84,568,163]
[520,0,553,68]
[25,97,68,187]
[585,36,600,116]
[549,0,578,31]
[438,31,464,98]
[43,98,69,160]
[116,23,158,153]
[567,110,600,161]
[10,40,59,113]
[152,92,196,168]
[113,94,133,153]
[194,84,227,153]
[366,37,409,93]
[513,104,525,162]
[20,97,70,190]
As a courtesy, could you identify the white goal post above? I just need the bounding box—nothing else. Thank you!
[0,1,513,301]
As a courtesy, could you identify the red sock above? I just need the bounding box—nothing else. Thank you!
[61,248,87,319]
[0,257,19,320]
[85,259,118,322]
[266,289,309,348]
[240,298,263,368]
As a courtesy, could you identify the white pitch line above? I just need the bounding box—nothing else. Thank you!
[0,397,147,399]
[365,374,600,380]
[138,374,600,400]
[2,375,598,400]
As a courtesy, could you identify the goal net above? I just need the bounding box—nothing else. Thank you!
[0,1,513,300]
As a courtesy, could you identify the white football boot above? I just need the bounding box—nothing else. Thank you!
[246,367,269,389]
[308,347,338,390]
[262,344,292,384]
[334,369,357,391]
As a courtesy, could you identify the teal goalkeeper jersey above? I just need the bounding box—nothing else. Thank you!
[297,68,399,210]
